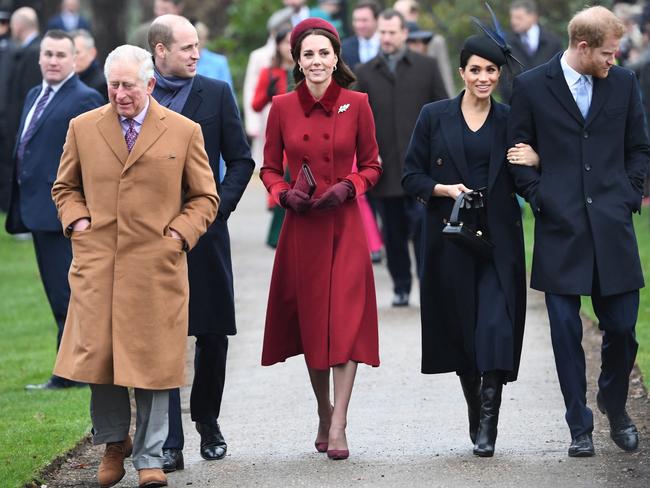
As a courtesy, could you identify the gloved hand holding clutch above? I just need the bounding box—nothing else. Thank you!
[280,189,312,213]
[312,180,355,210]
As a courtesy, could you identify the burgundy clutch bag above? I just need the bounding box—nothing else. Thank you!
[294,163,317,197]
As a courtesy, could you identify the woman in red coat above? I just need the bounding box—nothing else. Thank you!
[260,18,382,461]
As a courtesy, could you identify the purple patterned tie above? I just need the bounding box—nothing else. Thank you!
[124,118,138,152]
[17,86,53,161]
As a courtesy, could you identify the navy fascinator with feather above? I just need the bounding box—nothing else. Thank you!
[470,2,524,74]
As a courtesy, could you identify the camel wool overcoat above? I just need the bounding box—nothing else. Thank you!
[52,97,219,389]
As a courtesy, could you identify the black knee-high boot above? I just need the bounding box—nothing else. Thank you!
[459,372,481,444]
[473,370,504,457]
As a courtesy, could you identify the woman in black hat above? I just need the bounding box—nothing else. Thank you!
[402,34,538,457]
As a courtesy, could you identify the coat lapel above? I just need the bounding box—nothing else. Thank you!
[123,97,167,173]
[97,104,129,166]
[545,54,584,125]
[181,75,203,119]
[441,94,471,183]
[585,75,609,126]
[487,103,507,194]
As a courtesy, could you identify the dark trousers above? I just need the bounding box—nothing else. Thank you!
[164,334,229,450]
[32,230,72,350]
[545,285,638,439]
[376,195,423,294]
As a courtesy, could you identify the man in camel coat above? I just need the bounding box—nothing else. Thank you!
[51,44,218,488]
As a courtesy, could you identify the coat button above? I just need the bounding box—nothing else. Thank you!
[323,133,330,140]
[583,131,589,139]
[324,177,331,184]
[324,156,331,162]
[303,134,309,141]
[515,220,521,227]
[586,196,593,204]
[436,158,443,166]
[584,163,591,171]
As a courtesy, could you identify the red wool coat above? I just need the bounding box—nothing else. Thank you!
[260,80,382,370]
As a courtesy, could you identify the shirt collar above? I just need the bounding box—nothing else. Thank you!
[21,31,38,47]
[119,96,150,125]
[525,23,540,43]
[359,33,379,45]
[296,79,341,116]
[560,51,592,87]
[43,71,75,94]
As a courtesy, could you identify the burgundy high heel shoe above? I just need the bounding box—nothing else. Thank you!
[315,442,328,453]
[327,449,349,460]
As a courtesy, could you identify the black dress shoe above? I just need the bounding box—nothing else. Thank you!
[391,292,409,307]
[25,376,86,390]
[568,433,595,457]
[196,422,227,460]
[162,448,184,473]
[596,392,639,452]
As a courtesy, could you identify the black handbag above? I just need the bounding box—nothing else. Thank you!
[442,189,494,260]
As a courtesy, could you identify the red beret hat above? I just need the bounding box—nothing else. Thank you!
[290,17,340,51]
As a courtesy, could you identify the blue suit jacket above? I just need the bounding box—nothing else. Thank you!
[508,53,650,296]
[45,13,92,32]
[6,75,104,233]
[176,74,254,336]
[341,36,360,70]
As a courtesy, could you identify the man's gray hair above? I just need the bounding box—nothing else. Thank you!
[104,44,154,84]
[70,28,94,49]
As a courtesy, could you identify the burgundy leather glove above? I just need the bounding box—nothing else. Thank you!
[280,189,312,213]
[312,180,355,211]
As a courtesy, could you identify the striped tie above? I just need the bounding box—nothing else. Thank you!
[17,86,53,161]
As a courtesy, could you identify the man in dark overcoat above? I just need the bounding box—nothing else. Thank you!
[355,8,447,307]
[508,6,649,457]
[6,29,104,389]
[149,14,254,471]
[498,0,562,102]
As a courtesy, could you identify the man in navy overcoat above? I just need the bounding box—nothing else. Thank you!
[5,29,103,389]
[149,15,254,471]
[508,6,649,457]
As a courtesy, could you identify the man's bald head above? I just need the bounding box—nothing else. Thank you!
[149,14,199,79]
[10,7,39,42]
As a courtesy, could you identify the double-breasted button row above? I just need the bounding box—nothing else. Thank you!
[436,158,443,166]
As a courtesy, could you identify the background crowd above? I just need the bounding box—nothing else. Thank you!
[1,0,650,486]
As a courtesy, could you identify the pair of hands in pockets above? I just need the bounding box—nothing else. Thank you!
[434,143,539,199]
[71,218,183,241]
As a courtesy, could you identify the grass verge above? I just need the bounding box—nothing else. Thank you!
[0,217,90,488]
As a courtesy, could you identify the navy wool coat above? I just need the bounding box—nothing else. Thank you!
[508,54,650,296]
[178,74,254,336]
[402,95,526,381]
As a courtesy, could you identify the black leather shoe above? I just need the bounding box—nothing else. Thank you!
[459,373,481,444]
[196,422,227,460]
[162,448,184,473]
[25,376,86,390]
[596,392,639,452]
[392,292,409,307]
[568,433,595,457]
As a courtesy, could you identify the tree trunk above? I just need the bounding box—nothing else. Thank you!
[90,0,129,65]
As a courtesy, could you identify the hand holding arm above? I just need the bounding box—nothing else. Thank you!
[507,143,540,168]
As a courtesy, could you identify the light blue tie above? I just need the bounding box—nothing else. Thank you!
[575,75,591,119]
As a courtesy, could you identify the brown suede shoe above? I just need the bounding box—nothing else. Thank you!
[97,436,133,488]
[138,468,168,487]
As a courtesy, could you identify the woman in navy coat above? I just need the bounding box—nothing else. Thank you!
[402,35,536,457]
[260,18,381,461]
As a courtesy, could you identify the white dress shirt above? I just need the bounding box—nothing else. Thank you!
[560,51,593,108]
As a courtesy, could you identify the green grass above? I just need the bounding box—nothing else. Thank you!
[0,217,91,488]
[522,209,650,387]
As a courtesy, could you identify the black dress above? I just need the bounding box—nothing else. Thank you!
[462,111,514,374]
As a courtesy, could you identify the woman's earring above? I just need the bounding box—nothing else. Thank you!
[333,64,338,71]
[298,66,303,73]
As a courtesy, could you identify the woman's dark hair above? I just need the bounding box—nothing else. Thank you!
[291,28,356,88]
[272,25,293,69]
